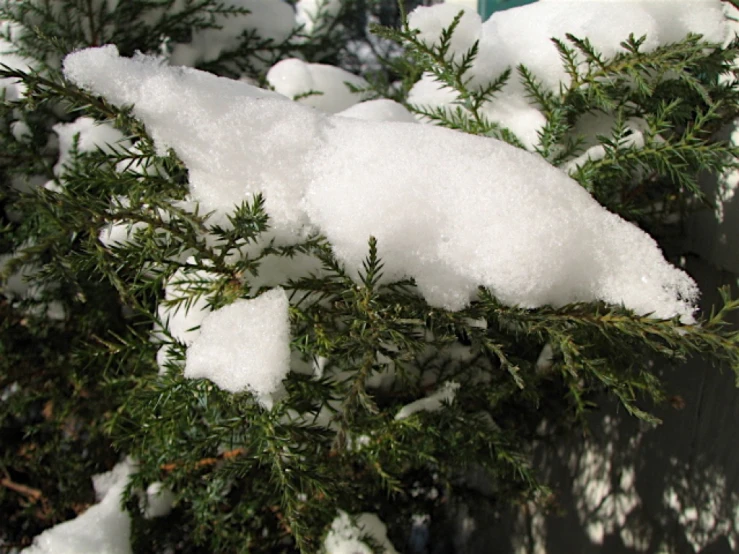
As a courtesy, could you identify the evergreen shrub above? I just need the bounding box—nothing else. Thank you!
[1,1,738,552]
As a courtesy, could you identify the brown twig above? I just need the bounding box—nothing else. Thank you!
[160,447,247,473]
[1,477,42,502]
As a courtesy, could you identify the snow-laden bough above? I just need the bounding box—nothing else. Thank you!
[63,45,698,322]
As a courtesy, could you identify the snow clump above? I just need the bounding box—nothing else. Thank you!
[21,460,135,554]
[184,288,292,398]
[52,117,130,184]
[267,58,369,113]
[395,381,460,420]
[406,0,728,149]
[64,45,699,322]
[337,99,417,123]
[324,510,398,554]
[295,0,342,35]
[0,20,34,100]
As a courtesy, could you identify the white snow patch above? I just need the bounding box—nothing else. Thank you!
[99,220,149,248]
[407,3,481,64]
[0,22,34,101]
[395,381,460,421]
[142,482,175,519]
[53,117,129,176]
[156,261,219,347]
[64,46,699,322]
[338,99,417,123]
[0,254,66,321]
[267,58,368,113]
[324,510,398,554]
[479,0,727,92]
[184,288,291,398]
[407,0,727,149]
[22,460,134,554]
[10,120,31,142]
[295,0,341,35]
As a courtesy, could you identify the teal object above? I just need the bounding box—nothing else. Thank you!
[478,0,537,19]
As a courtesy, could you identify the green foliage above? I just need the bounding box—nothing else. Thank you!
[375,13,739,230]
[1,2,739,553]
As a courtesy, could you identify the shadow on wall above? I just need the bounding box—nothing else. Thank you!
[435,124,739,554]
[444,266,739,554]
[516,340,739,554]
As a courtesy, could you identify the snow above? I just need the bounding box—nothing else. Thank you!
[64,45,699,322]
[479,0,726,91]
[337,99,417,123]
[53,117,129,176]
[0,254,66,321]
[406,0,728,149]
[98,220,148,247]
[407,76,547,149]
[267,58,368,113]
[156,261,218,347]
[395,381,460,420]
[0,21,34,101]
[295,0,342,35]
[407,3,482,64]
[21,460,134,554]
[10,120,31,141]
[142,482,175,519]
[323,511,398,554]
[19,460,173,553]
[184,288,291,398]
[168,0,295,67]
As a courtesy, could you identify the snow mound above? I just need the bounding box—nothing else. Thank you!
[64,46,698,321]
[295,0,342,35]
[338,99,417,123]
[406,0,727,149]
[184,288,292,396]
[410,0,727,92]
[324,511,398,554]
[395,381,460,420]
[267,58,368,113]
[21,460,134,554]
[53,117,129,176]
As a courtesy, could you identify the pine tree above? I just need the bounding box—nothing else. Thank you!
[1,1,738,553]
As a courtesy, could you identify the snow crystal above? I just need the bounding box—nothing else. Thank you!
[22,460,134,554]
[267,58,368,113]
[53,117,129,176]
[64,46,699,321]
[184,288,291,397]
[324,511,398,554]
[338,99,417,123]
[395,381,460,420]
